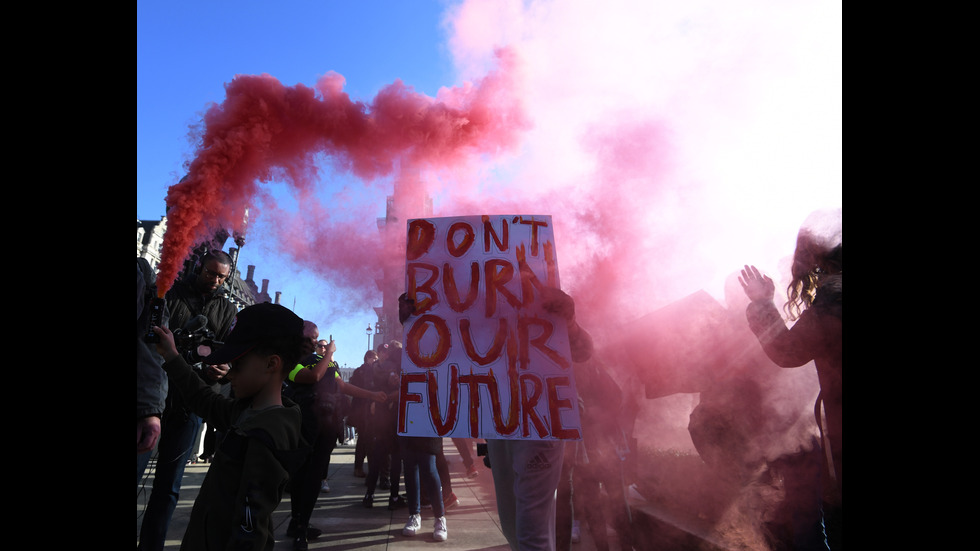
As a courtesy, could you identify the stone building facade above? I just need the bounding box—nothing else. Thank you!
[137,216,280,310]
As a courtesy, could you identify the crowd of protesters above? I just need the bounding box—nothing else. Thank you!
[138,211,841,551]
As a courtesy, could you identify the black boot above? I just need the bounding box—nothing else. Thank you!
[388,494,407,510]
[286,519,322,540]
[292,525,308,551]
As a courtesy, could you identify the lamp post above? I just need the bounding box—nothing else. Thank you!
[366,324,373,351]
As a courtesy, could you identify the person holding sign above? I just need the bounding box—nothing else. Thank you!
[486,287,594,551]
[398,215,593,551]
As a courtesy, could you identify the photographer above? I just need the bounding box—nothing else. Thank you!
[137,250,238,551]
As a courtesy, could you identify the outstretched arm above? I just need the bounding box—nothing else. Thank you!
[339,379,387,403]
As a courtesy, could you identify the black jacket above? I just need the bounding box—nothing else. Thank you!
[163,354,306,551]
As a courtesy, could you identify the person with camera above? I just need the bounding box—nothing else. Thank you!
[138,250,238,551]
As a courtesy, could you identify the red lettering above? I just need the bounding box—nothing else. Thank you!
[427,364,460,436]
[459,317,508,365]
[459,368,491,437]
[485,259,521,317]
[518,217,549,256]
[482,215,509,253]
[489,333,521,435]
[407,262,439,314]
[486,369,521,436]
[407,219,436,260]
[400,216,582,442]
[520,373,548,438]
[444,262,479,312]
[518,316,571,370]
[447,221,475,257]
[546,376,581,439]
[405,314,451,368]
[543,241,558,288]
[515,244,552,307]
[398,372,426,433]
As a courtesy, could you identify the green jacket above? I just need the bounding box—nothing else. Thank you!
[162,355,307,550]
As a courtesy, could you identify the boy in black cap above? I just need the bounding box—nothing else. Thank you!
[151,302,309,551]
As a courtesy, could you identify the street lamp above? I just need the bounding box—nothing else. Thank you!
[366,324,373,351]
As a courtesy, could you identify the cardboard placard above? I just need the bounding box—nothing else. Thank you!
[398,215,581,440]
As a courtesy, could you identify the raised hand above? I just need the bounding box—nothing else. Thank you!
[739,265,775,303]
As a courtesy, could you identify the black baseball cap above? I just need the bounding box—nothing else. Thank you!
[203,302,304,365]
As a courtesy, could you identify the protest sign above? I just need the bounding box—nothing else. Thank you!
[398,214,581,441]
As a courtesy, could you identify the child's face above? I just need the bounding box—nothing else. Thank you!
[227,351,277,399]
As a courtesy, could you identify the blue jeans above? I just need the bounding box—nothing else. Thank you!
[137,409,202,551]
[402,448,444,517]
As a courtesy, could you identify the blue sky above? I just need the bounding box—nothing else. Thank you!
[138,1,464,367]
[138,0,455,216]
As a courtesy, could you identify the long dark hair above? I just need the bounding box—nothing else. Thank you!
[785,233,842,320]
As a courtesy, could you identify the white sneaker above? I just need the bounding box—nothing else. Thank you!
[320,480,330,493]
[402,514,422,536]
[433,516,448,542]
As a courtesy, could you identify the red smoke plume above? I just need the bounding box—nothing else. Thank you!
[156,48,529,297]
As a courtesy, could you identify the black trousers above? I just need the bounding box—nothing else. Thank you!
[291,425,339,529]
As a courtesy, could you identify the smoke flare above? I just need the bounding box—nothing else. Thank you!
[156,47,529,297]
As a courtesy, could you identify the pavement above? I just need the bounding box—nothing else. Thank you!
[137,438,605,550]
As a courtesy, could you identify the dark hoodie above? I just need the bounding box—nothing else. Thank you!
[161,354,306,551]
